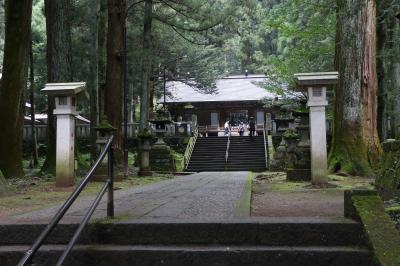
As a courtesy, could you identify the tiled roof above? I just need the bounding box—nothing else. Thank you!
[165,75,280,103]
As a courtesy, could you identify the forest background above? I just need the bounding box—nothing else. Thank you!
[0,0,398,181]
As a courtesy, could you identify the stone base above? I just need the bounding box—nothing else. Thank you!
[272,135,282,150]
[286,169,311,181]
[270,163,285,171]
[55,178,74,188]
[149,144,175,172]
[92,165,123,182]
[138,169,153,176]
[91,174,123,182]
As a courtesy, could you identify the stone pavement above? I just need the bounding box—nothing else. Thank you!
[5,172,251,224]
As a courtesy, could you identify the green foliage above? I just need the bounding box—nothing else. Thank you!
[22,0,337,118]
[282,128,299,140]
[31,0,50,112]
[124,0,232,102]
[206,0,337,95]
[259,0,336,85]
[75,151,90,171]
[137,128,154,140]
[172,151,184,172]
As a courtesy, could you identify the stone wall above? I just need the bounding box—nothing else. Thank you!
[376,140,400,199]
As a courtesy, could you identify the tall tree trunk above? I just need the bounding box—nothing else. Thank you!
[376,0,388,140]
[29,39,38,167]
[390,8,400,138]
[89,0,101,162]
[105,0,125,160]
[98,0,107,118]
[376,0,400,140]
[41,0,73,175]
[329,0,382,176]
[0,0,32,178]
[393,40,400,138]
[0,170,13,197]
[140,0,153,131]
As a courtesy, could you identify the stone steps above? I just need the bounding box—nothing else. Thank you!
[0,218,372,265]
[0,245,371,266]
[187,136,266,172]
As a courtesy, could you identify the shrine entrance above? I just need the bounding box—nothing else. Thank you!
[226,110,248,126]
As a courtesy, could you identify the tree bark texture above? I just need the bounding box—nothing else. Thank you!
[89,0,101,162]
[329,0,382,176]
[105,0,125,159]
[41,0,73,175]
[377,1,400,140]
[0,170,13,197]
[0,0,32,178]
[29,39,38,167]
[98,0,107,117]
[140,0,153,131]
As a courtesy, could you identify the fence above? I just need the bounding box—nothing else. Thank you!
[23,123,140,141]
[23,122,193,141]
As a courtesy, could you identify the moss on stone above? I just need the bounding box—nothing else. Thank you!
[172,152,184,172]
[92,214,131,224]
[352,195,400,265]
[328,150,374,177]
[385,206,400,214]
[376,140,400,200]
[282,128,299,140]
[235,172,253,217]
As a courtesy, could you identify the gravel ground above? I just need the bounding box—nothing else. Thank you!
[251,172,374,218]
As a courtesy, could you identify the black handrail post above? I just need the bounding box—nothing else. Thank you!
[18,136,115,266]
[107,144,114,218]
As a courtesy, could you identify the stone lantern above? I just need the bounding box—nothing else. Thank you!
[42,82,86,187]
[93,116,118,181]
[149,111,175,172]
[149,111,172,146]
[294,72,338,185]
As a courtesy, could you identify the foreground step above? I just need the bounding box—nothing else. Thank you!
[0,218,366,246]
[0,245,371,266]
[0,218,371,266]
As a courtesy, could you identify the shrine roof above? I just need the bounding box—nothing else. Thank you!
[164,75,280,103]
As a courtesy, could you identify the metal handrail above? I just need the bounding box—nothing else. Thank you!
[225,130,231,167]
[184,126,199,169]
[263,123,269,170]
[18,135,115,266]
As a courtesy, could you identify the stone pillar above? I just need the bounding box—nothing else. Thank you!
[42,82,86,187]
[294,72,338,185]
[309,105,328,184]
[55,112,75,187]
[139,139,152,176]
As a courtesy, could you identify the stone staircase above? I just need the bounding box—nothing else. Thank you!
[186,136,266,172]
[227,136,266,171]
[0,218,372,265]
[186,136,228,172]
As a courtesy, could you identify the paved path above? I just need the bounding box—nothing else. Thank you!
[6,172,250,224]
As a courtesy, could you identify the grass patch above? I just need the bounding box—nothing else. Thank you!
[92,214,132,224]
[252,172,374,194]
[235,172,253,217]
[0,174,174,218]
